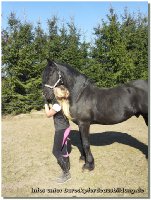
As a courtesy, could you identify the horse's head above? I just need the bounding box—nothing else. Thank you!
[42,60,64,102]
[42,59,89,104]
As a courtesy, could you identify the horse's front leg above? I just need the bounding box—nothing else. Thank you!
[79,122,94,171]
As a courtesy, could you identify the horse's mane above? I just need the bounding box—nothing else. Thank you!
[56,62,94,84]
[42,60,95,89]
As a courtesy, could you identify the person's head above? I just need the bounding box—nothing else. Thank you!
[53,85,70,100]
[53,85,72,120]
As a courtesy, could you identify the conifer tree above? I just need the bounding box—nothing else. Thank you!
[2,9,148,115]
[91,8,147,87]
[2,12,23,114]
[46,16,62,60]
[121,9,148,80]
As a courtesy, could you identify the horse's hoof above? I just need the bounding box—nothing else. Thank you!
[82,163,94,172]
[82,168,90,173]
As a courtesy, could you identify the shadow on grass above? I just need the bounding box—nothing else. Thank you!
[70,130,148,159]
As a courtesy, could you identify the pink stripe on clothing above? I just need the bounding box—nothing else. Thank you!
[62,127,71,147]
[62,127,71,157]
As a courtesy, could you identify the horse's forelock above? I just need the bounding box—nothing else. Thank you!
[43,61,60,86]
[43,61,53,78]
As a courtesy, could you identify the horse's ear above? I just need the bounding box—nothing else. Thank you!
[47,58,53,65]
[46,59,57,68]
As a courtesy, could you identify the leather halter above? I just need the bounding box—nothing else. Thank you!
[44,71,63,89]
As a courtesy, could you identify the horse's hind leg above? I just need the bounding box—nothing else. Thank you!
[79,122,94,171]
[142,114,148,126]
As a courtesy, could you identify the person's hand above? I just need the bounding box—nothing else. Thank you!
[49,103,53,108]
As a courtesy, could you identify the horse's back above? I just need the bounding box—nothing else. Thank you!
[126,79,148,92]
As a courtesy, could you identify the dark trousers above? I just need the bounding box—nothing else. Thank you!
[52,128,71,173]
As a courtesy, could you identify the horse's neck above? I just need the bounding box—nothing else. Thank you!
[73,74,88,89]
[57,62,90,99]
[57,63,88,102]
[70,75,89,102]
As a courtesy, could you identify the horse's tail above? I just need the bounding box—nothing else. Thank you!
[131,80,148,126]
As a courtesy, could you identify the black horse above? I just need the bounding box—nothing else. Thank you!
[42,60,148,171]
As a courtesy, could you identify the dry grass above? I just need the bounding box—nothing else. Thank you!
[2,111,148,197]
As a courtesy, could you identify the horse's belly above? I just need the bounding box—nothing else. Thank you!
[92,115,133,125]
[92,107,134,125]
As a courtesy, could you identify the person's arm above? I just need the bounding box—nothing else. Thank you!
[44,103,61,118]
[44,104,56,118]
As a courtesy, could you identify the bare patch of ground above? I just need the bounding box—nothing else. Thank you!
[2,111,148,197]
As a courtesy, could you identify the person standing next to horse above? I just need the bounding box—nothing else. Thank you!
[44,85,72,183]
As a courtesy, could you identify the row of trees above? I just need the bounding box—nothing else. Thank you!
[2,8,148,115]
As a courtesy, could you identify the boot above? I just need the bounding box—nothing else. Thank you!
[57,157,71,183]
[57,171,71,183]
